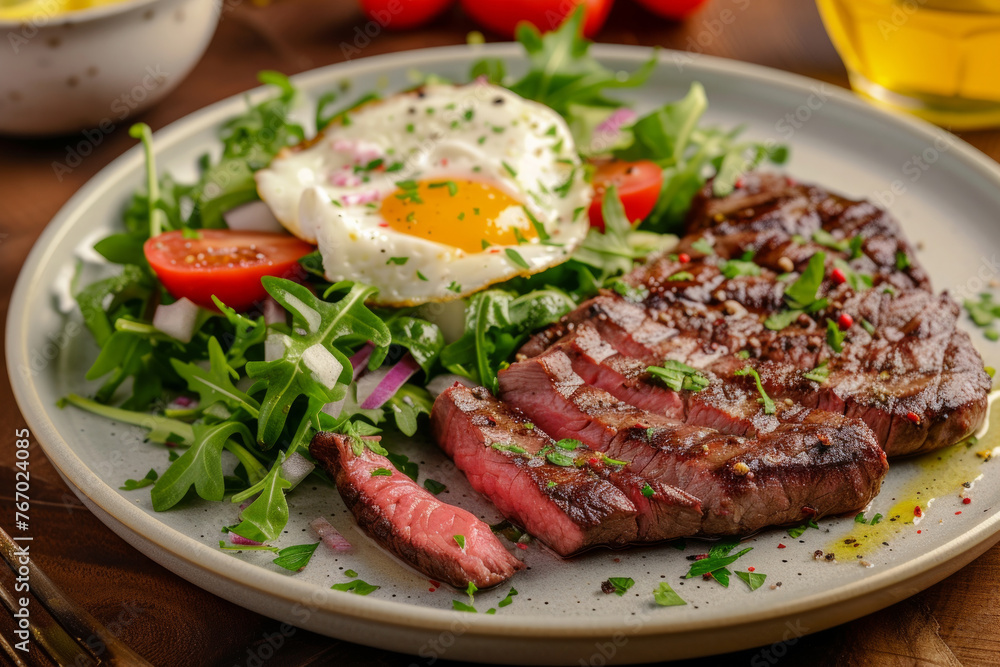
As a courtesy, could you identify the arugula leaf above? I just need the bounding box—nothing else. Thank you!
[735,571,767,591]
[120,468,158,491]
[653,581,686,607]
[246,279,389,446]
[229,455,292,543]
[734,366,776,415]
[617,83,706,168]
[212,296,266,370]
[382,316,444,375]
[787,519,819,538]
[423,479,447,495]
[686,542,753,579]
[75,265,151,346]
[171,337,260,417]
[272,542,319,572]
[507,6,656,117]
[385,451,418,481]
[385,384,433,437]
[150,421,256,511]
[647,360,710,392]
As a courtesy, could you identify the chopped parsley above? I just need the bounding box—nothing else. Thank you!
[871,513,883,525]
[416,270,428,281]
[370,468,392,477]
[605,577,635,596]
[895,250,911,270]
[733,366,775,414]
[735,571,767,591]
[272,542,319,572]
[685,538,753,584]
[718,256,760,279]
[691,238,714,255]
[454,534,466,550]
[802,361,829,383]
[554,438,584,450]
[861,318,876,335]
[428,180,459,196]
[501,161,518,178]
[833,259,873,292]
[492,443,527,454]
[120,468,158,490]
[331,579,380,595]
[423,479,447,494]
[385,257,408,266]
[963,293,1000,341]
[647,360,710,392]
[764,252,827,330]
[667,271,694,281]
[653,581,686,607]
[505,248,530,270]
[447,281,462,293]
[498,587,518,607]
[545,450,576,467]
[452,600,477,612]
[787,519,819,538]
[641,483,655,498]
[736,350,750,360]
[553,168,576,198]
[344,569,358,577]
[812,229,849,252]
[826,318,845,353]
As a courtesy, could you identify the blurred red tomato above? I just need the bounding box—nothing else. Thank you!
[358,0,455,30]
[460,0,613,39]
[632,0,709,20]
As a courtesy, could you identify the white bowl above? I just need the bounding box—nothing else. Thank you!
[0,0,221,136]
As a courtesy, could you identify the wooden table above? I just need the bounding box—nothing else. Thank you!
[2,1,998,664]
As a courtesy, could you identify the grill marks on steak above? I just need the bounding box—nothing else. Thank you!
[497,350,887,535]
[430,384,702,554]
[517,174,990,457]
[309,432,522,588]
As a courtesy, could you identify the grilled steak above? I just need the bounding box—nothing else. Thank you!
[519,174,990,457]
[310,432,523,588]
[431,384,702,554]
[498,350,887,534]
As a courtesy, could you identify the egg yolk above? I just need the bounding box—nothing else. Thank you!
[380,179,538,254]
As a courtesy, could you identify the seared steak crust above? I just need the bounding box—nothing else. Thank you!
[430,384,702,554]
[310,432,523,588]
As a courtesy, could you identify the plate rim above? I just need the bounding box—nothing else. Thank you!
[9,41,1000,642]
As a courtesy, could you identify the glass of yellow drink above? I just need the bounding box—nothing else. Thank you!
[816,0,1000,129]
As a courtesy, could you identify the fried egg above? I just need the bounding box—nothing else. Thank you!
[254,82,591,306]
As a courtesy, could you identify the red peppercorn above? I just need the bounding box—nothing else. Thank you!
[963,497,972,505]
[694,554,708,561]
[837,313,854,330]
[747,566,755,572]
[517,543,527,550]
[777,543,787,549]
[735,177,745,189]
[906,411,921,425]
[914,505,922,517]
[678,252,691,263]
[831,268,847,285]
[588,457,600,466]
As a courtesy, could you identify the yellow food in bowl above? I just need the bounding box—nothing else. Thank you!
[0,0,133,20]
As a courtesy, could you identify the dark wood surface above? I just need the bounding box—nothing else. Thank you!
[2,1,999,665]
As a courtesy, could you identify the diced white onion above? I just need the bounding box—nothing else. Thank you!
[262,297,286,326]
[152,297,201,343]
[301,343,343,389]
[281,452,315,489]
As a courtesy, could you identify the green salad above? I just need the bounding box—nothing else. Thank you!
[62,8,785,559]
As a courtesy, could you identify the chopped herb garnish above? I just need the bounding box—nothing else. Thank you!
[802,361,829,384]
[505,248,530,270]
[371,468,393,477]
[685,539,753,581]
[501,161,518,178]
[653,581,686,607]
[386,257,409,266]
[498,587,518,607]
[452,600,477,612]
[861,318,876,335]
[601,454,629,466]
[667,271,694,281]
[416,271,428,281]
[854,512,868,524]
[447,281,462,293]
[787,519,819,538]
[406,211,416,222]
[641,483,655,498]
[428,180,459,196]
[871,513,883,525]
[553,168,576,198]
[120,468,158,490]
[272,542,319,572]
[546,481,557,488]
[423,479,447,494]
[783,252,827,309]
[826,318,845,353]
[406,123,415,133]
[812,229,849,252]
[734,366,775,414]
[895,250,911,270]
[647,360,710,392]
[454,534,466,550]
[492,443,527,454]
[718,258,760,279]
[546,450,576,467]
[554,438,583,450]
[735,571,767,591]
[833,259,873,292]
[691,238,714,255]
[331,579,380,595]
[344,569,358,577]
[606,577,635,596]
[737,350,750,360]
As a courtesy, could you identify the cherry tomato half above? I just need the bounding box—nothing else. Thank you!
[632,0,709,20]
[358,0,455,31]
[588,159,664,231]
[144,229,314,311]
[459,0,613,39]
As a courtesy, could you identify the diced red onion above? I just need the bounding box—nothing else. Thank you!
[595,108,637,137]
[426,374,476,398]
[281,451,315,489]
[330,138,383,164]
[262,297,286,326]
[223,200,284,233]
[349,343,375,380]
[152,297,201,343]
[341,190,380,206]
[310,517,352,552]
[360,353,421,410]
[230,533,263,546]
[173,395,196,408]
[329,168,362,188]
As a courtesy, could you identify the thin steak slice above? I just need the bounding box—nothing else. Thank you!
[310,432,523,589]
[431,384,702,554]
[498,350,888,535]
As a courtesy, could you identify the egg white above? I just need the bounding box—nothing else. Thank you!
[255,82,592,306]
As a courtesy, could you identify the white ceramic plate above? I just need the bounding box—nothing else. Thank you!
[9,44,1000,665]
